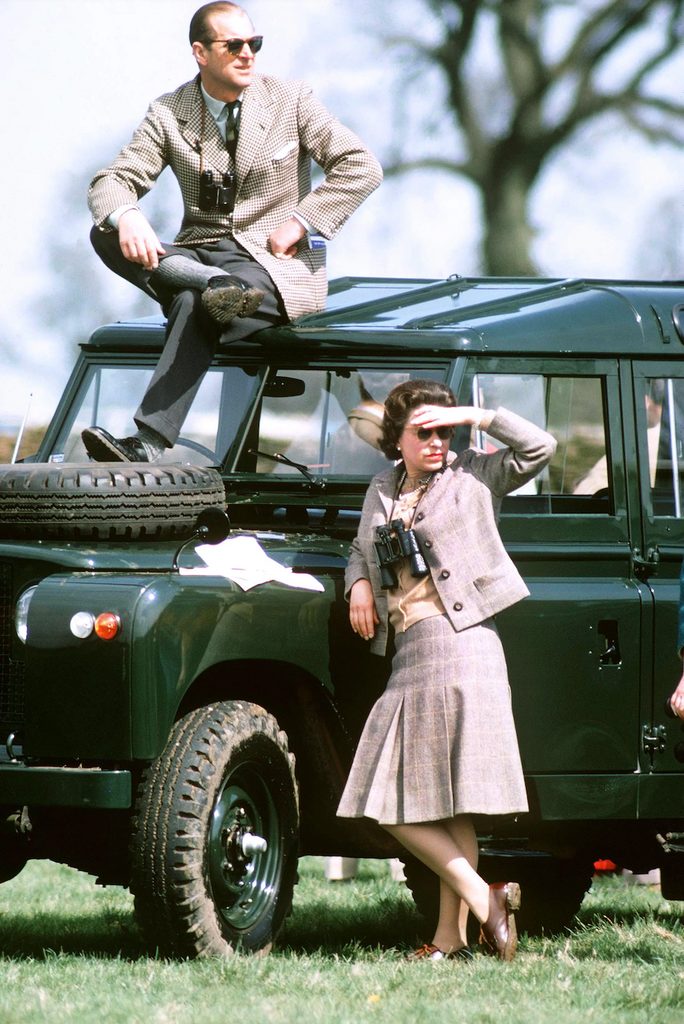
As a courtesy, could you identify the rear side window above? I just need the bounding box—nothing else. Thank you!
[644,377,684,517]
[466,373,610,513]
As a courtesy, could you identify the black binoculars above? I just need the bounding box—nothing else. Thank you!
[373,520,429,590]
[198,170,236,212]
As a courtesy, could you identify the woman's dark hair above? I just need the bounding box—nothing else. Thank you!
[379,379,455,460]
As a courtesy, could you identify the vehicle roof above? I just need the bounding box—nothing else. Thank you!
[84,275,684,357]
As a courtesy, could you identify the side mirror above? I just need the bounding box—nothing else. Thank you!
[194,507,231,545]
[173,507,231,570]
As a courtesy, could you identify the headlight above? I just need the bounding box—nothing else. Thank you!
[15,585,38,643]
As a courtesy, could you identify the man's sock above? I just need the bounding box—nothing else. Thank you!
[151,255,230,292]
[134,425,168,462]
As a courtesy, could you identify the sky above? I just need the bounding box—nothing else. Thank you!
[2,0,684,434]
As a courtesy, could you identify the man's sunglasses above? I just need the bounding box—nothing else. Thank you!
[415,426,454,441]
[210,36,263,55]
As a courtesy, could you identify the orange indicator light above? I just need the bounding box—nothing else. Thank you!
[94,612,120,640]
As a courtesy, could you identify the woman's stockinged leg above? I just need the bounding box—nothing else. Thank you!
[384,816,490,945]
[433,816,480,949]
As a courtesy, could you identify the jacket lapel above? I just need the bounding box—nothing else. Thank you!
[176,77,207,156]
[177,76,231,172]
[235,75,274,189]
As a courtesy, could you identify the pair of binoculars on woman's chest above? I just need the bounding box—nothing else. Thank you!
[373,520,429,590]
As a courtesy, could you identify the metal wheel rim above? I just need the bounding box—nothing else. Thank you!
[208,759,281,933]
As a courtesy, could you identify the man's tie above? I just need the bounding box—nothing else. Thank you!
[224,101,240,160]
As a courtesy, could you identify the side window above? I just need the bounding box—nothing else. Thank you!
[467,374,610,513]
[236,368,446,479]
[643,377,684,517]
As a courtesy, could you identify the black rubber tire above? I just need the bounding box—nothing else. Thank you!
[0,463,225,540]
[130,700,299,958]
[0,838,27,884]
[403,851,593,938]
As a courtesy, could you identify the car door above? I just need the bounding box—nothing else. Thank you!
[455,357,645,820]
[630,362,684,806]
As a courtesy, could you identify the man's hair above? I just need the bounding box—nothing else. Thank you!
[189,2,249,46]
[379,379,456,461]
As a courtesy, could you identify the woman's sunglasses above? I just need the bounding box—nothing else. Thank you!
[415,426,454,441]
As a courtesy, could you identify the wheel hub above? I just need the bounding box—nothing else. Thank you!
[221,807,268,880]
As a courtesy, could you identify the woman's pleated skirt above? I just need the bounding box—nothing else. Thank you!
[337,614,528,825]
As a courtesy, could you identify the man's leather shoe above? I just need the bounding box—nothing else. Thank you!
[82,427,149,463]
[480,881,520,962]
[407,943,474,962]
[201,276,264,325]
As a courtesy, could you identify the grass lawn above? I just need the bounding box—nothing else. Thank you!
[0,857,682,1024]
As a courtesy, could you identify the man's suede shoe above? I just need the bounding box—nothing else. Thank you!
[480,881,520,962]
[201,276,265,326]
[82,427,150,463]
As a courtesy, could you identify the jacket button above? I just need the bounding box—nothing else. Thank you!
[439,570,450,580]
[416,512,424,521]
[453,602,463,611]
[424,539,432,548]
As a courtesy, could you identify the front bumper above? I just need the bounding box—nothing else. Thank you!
[0,764,131,808]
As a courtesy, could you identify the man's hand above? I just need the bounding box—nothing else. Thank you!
[349,578,379,641]
[670,664,684,720]
[118,208,165,270]
[268,217,306,260]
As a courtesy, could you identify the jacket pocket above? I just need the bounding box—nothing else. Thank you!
[472,564,524,616]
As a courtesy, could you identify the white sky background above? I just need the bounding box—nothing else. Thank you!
[2,0,684,432]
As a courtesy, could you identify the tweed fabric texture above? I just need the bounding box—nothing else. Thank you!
[88,74,383,320]
[337,614,529,824]
[345,408,557,656]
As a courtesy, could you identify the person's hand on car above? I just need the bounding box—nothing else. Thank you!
[670,664,684,720]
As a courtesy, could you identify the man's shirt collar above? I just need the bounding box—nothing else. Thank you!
[201,82,243,121]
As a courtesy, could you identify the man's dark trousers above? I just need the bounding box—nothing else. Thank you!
[91,228,288,447]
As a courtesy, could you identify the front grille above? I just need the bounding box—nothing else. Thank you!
[0,564,25,727]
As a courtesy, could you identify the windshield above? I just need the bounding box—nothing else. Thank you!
[45,361,449,477]
[232,367,447,479]
[46,363,264,467]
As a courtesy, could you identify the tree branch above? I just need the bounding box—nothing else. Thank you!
[554,0,659,80]
[381,157,473,179]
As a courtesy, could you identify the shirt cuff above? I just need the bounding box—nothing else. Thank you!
[107,204,140,229]
[292,212,315,234]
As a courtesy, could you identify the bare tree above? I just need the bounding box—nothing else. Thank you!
[380,0,684,274]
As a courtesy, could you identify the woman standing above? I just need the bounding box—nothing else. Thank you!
[337,379,556,961]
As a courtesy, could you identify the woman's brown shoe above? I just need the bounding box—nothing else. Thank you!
[479,882,521,962]
[407,943,474,962]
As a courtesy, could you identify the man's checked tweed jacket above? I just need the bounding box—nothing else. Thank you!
[88,74,383,320]
[345,408,557,656]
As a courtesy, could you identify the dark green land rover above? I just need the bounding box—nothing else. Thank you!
[1,274,684,956]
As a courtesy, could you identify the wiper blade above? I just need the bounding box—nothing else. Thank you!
[248,449,326,491]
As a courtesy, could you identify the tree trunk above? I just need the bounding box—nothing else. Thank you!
[481,164,538,276]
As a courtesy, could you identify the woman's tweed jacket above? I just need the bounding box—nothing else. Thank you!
[88,74,383,321]
[345,408,557,656]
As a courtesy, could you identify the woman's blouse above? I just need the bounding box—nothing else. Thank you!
[386,482,446,633]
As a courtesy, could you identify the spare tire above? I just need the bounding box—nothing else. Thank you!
[0,462,226,541]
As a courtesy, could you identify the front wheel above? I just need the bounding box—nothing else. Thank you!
[130,700,299,957]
